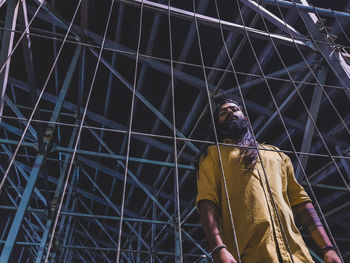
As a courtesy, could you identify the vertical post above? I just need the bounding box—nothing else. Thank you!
[0,0,19,123]
[296,65,327,180]
[335,147,350,181]
[137,223,142,262]
[18,0,44,150]
[150,201,156,263]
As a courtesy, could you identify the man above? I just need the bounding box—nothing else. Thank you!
[196,98,341,263]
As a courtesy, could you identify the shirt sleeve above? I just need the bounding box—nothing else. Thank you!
[283,153,312,207]
[196,146,221,211]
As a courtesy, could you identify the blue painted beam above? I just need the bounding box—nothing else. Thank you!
[295,66,327,180]
[89,48,200,155]
[81,162,173,221]
[113,0,309,48]
[58,189,78,263]
[260,0,350,19]
[0,205,180,225]
[1,144,47,206]
[0,154,45,262]
[35,46,82,261]
[0,46,82,263]
[229,94,349,147]
[78,168,150,250]
[0,121,36,142]
[17,0,44,150]
[124,0,210,218]
[0,165,45,237]
[78,221,111,263]
[25,4,218,93]
[0,0,19,122]
[9,76,193,161]
[55,145,195,170]
[255,70,314,139]
[214,58,319,98]
[4,95,38,140]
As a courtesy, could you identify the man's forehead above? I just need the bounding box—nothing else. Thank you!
[219,102,239,109]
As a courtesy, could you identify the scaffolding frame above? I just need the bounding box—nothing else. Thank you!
[0,0,349,262]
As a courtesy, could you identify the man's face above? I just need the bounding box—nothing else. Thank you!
[217,102,246,124]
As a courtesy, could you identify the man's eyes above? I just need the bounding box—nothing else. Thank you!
[220,107,238,113]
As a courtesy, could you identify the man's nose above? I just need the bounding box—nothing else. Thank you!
[225,110,234,119]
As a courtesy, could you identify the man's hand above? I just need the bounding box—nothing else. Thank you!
[213,248,237,263]
[324,250,342,263]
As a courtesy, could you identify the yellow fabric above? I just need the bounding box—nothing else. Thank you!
[196,144,314,263]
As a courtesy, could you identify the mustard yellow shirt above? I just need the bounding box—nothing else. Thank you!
[196,144,314,263]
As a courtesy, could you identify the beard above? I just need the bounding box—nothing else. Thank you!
[216,118,249,142]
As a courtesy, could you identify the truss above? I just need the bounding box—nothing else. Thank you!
[0,0,349,262]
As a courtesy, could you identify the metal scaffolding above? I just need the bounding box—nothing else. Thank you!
[0,0,349,262]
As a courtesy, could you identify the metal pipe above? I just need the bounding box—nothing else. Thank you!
[260,0,350,19]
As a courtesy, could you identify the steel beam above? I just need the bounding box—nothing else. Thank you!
[78,168,150,250]
[55,145,194,171]
[124,0,210,214]
[295,66,327,179]
[78,154,192,209]
[240,0,305,39]
[115,0,310,48]
[229,93,348,147]
[25,4,219,94]
[1,144,47,206]
[78,221,111,263]
[3,95,37,140]
[89,48,200,155]
[0,0,19,123]
[8,76,194,161]
[335,147,350,181]
[215,57,318,98]
[17,0,44,150]
[0,155,47,262]
[0,121,36,142]
[260,0,350,19]
[0,46,81,263]
[255,70,314,138]
[35,118,80,263]
[80,147,173,221]
[294,0,350,97]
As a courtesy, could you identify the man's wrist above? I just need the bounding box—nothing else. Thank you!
[322,245,337,254]
[209,244,226,257]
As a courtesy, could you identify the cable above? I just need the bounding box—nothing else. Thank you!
[43,0,116,261]
[269,1,350,259]
[246,0,348,260]
[1,19,349,91]
[115,0,144,261]
[192,0,243,262]
[213,0,296,261]
[284,0,350,136]
[1,24,347,91]
[168,0,184,261]
[2,113,350,161]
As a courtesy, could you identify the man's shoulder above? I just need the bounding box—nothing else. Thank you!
[199,143,232,160]
[260,143,290,161]
[260,143,280,150]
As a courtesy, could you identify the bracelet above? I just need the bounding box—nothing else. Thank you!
[322,245,337,253]
[208,244,226,257]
